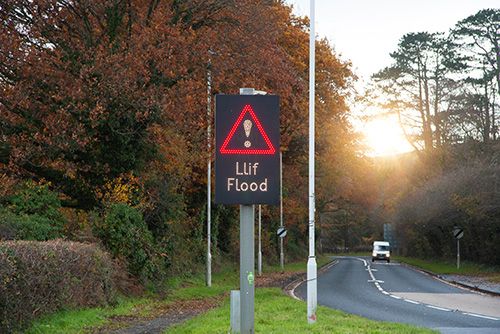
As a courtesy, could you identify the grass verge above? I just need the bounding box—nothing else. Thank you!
[25,255,330,334]
[394,256,500,283]
[26,297,152,334]
[27,254,436,334]
[166,288,436,334]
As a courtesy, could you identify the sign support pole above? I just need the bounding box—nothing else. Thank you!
[240,205,254,334]
[453,226,463,270]
[258,205,262,276]
[307,0,317,324]
[280,152,284,272]
[239,87,256,334]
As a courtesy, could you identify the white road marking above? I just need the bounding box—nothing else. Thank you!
[404,299,420,305]
[368,279,385,283]
[335,257,500,322]
[288,279,302,301]
[426,305,451,312]
[462,313,500,321]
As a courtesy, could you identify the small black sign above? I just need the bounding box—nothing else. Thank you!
[215,95,280,205]
[453,228,464,240]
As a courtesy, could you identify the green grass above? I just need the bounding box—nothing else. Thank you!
[166,288,436,334]
[26,254,437,334]
[163,254,334,302]
[26,297,151,334]
[25,257,331,334]
[394,256,498,275]
[395,256,500,284]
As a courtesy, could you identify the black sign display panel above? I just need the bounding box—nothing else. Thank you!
[215,95,280,205]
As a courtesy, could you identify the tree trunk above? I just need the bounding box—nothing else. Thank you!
[484,74,490,142]
[433,70,442,147]
[422,64,433,150]
[495,38,500,101]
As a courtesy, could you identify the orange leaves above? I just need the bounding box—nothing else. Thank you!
[0,0,358,227]
[96,172,145,208]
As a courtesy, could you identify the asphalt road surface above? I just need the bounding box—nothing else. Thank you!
[295,256,500,334]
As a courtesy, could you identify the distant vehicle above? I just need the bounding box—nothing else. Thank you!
[372,241,390,263]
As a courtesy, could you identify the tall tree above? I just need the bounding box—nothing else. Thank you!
[373,32,459,151]
[451,9,500,141]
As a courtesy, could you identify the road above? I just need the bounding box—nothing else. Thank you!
[295,256,500,334]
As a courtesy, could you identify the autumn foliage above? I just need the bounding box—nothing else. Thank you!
[0,0,357,298]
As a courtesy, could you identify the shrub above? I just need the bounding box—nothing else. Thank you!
[0,240,116,333]
[93,203,163,281]
[9,181,64,222]
[0,181,66,240]
[0,209,62,240]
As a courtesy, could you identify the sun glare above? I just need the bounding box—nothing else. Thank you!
[362,115,414,157]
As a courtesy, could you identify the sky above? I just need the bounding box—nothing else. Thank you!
[285,0,500,79]
[285,0,499,156]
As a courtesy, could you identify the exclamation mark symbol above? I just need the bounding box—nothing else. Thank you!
[243,119,252,148]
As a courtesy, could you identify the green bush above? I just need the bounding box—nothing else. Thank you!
[0,209,63,240]
[0,181,65,240]
[0,240,116,333]
[93,203,163,281]
[9,181,63,219]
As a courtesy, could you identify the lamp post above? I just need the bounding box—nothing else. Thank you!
[307,0,317,324]
[206,50,216,287]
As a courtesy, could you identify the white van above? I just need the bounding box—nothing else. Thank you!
[372,241,390,263]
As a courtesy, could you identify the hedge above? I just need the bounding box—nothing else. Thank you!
[0,240,116,333]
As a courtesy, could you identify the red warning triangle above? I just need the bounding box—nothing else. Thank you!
[220,104,276,155]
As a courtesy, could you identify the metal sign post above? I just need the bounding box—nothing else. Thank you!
[280,152,284,271]
[240,204,254,333]
[453,226,464,269]
[258,205,262,276]
[215,88,280,334]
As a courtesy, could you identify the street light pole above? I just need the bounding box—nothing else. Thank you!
[307,0,317,324]
[206,55,213,287]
